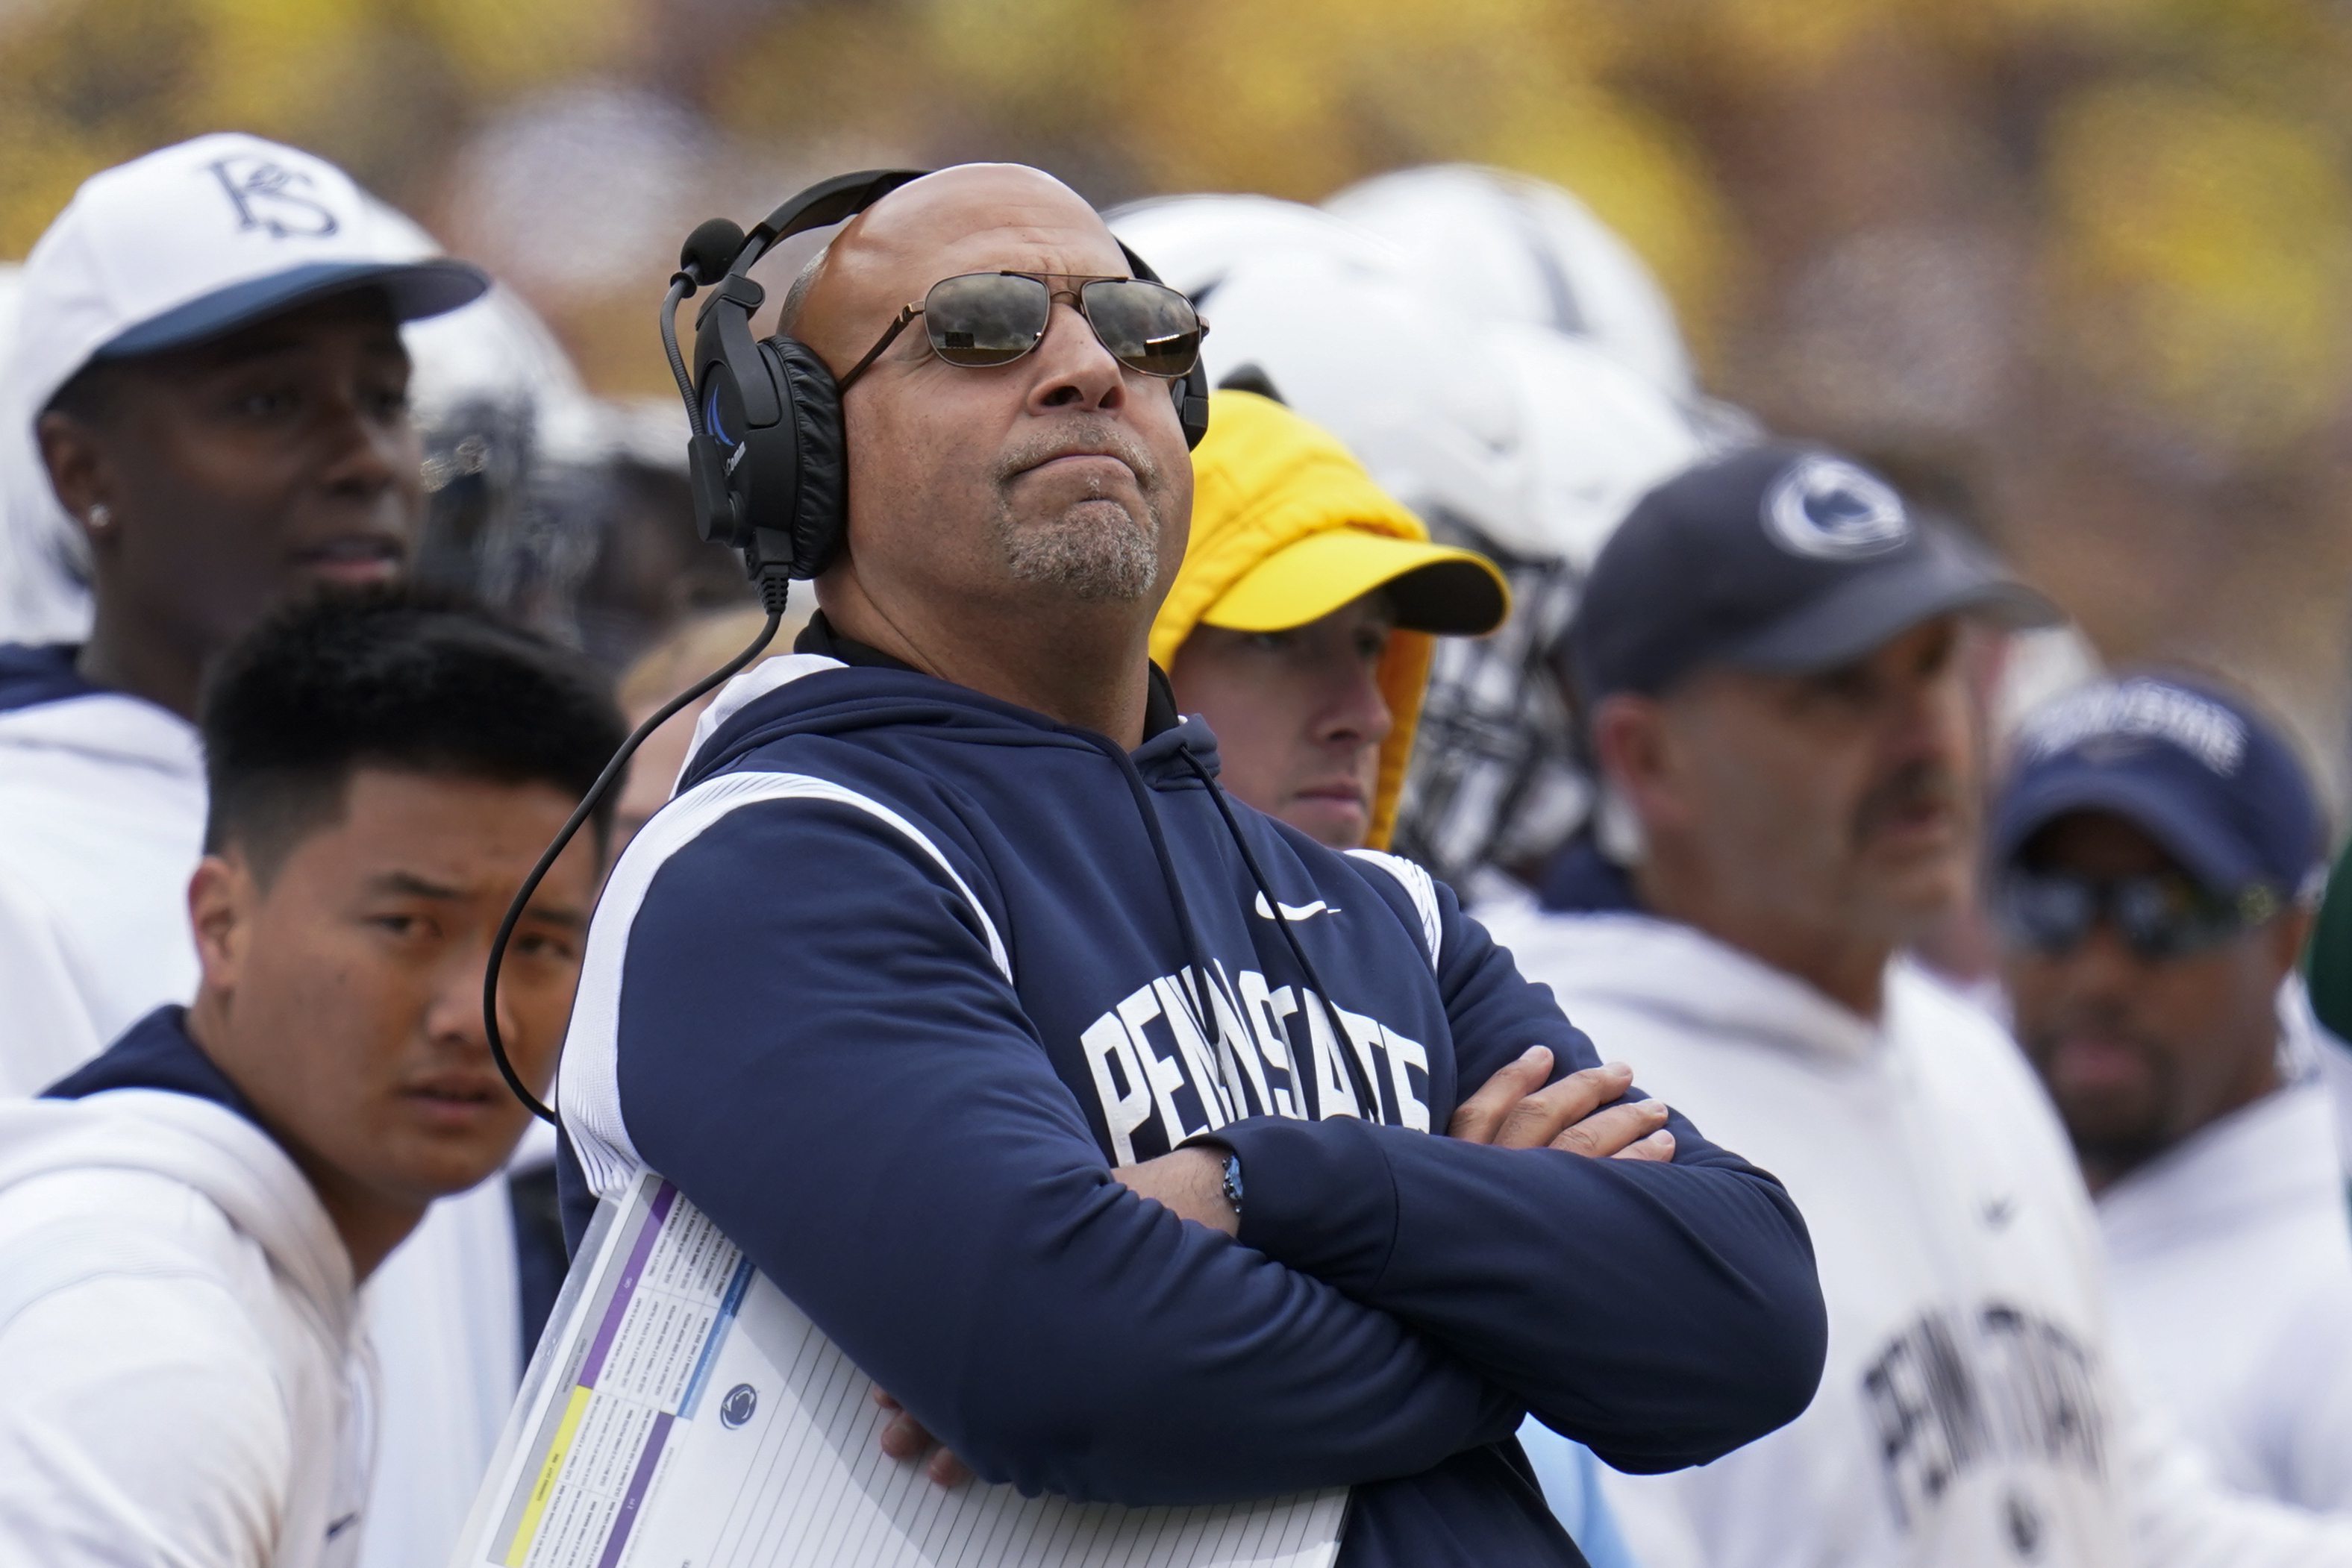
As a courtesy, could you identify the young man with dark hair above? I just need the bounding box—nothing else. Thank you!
[0,588,620,1567]
[1995,673,2352,1511]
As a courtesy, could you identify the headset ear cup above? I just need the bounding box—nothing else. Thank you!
[1175,371,1210,450]
[765,336,849,578]
[1118,238,1211,451]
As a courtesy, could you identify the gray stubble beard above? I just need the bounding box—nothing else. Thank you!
[993,480,1165,603]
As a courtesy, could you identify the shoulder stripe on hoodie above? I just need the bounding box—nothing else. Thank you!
[560,769,1010,1202]
[1345,849,1442,971]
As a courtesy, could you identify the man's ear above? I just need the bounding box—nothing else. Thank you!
[34,410,110,550]
[1590,692,1685,835]
[188,850,257,1000]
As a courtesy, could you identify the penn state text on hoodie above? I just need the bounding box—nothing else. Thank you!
[555,622,1827,1568]
[1492,839,2352,1568]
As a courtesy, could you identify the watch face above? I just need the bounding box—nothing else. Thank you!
[1221,1151,1245,1211]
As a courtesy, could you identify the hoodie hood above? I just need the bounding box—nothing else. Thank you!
[1524,837,1890,1062]
[0,640,201,781]
[681,651,1222,795]
[1151,392,1477,850]
[1492,904,1889,1068]
[0,642,101,712]
[0,1010,354,1324]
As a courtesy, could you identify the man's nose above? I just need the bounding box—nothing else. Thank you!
[318,383,410,496]
[2057,921,2145,1005]
[1883,674,1975,787]
[1315,659,1394,749]
[1026,299,1127,417]
[429,947,498,1056]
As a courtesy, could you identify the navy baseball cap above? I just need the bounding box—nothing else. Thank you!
[1993,674,2325,905]
[1570,442,2057,701]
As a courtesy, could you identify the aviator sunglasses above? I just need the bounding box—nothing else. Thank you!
[1992,867,2277,962]
[834,272,1207,392]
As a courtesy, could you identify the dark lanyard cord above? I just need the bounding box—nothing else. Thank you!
[483,584,788,1124]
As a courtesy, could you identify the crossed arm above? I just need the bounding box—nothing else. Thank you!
[881,1048,1679,1483]
[616,803,1826,1503]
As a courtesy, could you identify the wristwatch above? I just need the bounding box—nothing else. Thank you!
[1219,1149,1245,1221]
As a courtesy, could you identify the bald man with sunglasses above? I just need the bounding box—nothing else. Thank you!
[555,164,1826,1568]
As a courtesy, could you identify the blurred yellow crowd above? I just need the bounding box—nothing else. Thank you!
[7,0,2352,783]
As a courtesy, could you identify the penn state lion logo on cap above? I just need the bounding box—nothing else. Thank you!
[1762,454,1911,560]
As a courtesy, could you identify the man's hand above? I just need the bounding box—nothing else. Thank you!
[873,1053,1661,1484]
[1110,1146,1240,1235]
[1450,1047,1675,1161]
[874,1388,972,1487]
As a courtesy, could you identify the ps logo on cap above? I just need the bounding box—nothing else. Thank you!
[207,154,340,240]
[1763,454,1911,561]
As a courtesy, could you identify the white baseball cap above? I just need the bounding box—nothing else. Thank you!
[7,131,488,426]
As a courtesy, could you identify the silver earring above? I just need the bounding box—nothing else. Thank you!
[86,504,112,532]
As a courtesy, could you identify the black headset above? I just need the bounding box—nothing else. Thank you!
[485,169,1214,1123]
[669,168,1213,586]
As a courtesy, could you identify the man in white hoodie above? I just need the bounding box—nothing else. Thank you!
[0,587,618,1566]
[0,134,547,1568]
[1484,442,2352,1567]
[1992,673,2352,1510]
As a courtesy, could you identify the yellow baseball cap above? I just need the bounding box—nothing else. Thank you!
[1154,390,1513,850]
[1200,527,1507,636]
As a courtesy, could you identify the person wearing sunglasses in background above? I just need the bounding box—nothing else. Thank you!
[1993,673,2352,1513]
[555,163,1829,1567]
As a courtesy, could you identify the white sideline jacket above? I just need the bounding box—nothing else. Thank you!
[0,1088,369,1567]
[1481,903,2352,1568]
[0,674,522,1568]
[2098,1076,2352,1511]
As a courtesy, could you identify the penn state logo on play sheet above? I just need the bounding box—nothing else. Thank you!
[206,154,340,239]
[720,1383,758,1429]
[1762,454,1911,560]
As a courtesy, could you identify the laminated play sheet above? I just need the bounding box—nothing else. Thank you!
[451,1173,1347,1568]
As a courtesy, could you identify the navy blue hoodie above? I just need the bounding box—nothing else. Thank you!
[554,629,1826,1567]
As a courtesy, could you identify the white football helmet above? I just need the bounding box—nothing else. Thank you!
[1326,163,1698,400]
[370,202,607,622]
[1115,224,1722,886]
[1107,192,1401,304]
[375,202,720,662]
[1392,327,1715,886]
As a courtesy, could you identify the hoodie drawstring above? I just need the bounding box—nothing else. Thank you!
[1174,746,1382,1117]
[1077,730,1292,1105]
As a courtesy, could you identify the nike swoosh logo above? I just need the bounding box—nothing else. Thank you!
[1982,1197,2017,1229]
[325,1513,361,1540]
[1254,894,1339,922]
